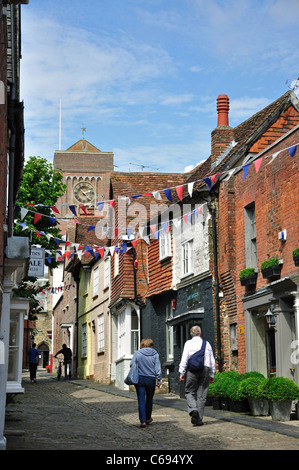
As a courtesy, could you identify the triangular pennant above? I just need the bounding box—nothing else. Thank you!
[109,200,116,208]
[164,188,172,202]
[50,206,59,214]
[154,231,159,240]
[188,182,194,197]
[203,177,212,191]
[176,185,183,201]
[120,243,127,254]
[152,191,162,200]
[211,172,221,184]
[183,214,189,225]
[49,216,56,226]
[131,240,138,249]
[109,246,115,256]
[20,208,29,220]
[63,250,71,260]
[87,225,96,232]
[254,157,263,173]
[242,163,250,180]
[161,222,168,233]
[34,213,42,224]
[288,145,297,157]
[99,247,105,258]
[79,204,88,215]
[150,225,156,237]
[97,202,104,211]
[69,205,77,216]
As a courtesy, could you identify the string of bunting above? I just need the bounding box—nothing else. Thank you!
[15,141,298,263]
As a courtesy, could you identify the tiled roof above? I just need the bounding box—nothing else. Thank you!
[186,91,299,185]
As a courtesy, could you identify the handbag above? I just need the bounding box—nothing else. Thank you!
[124,355,139,385]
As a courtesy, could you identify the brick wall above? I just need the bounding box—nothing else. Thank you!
[218,124,299,373]
[0,7,7,321]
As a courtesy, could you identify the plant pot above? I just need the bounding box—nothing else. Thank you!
[212,398,221,410]
[229,399,250,413]
[269,400,292,421]
[247,398,269,416]
[240,275,257,286]
[261,265,282,279]
[293,256,299,267]
[220,397,230,411]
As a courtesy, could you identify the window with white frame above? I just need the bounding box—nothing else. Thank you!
[159,227,171,260]
[104,257,110,288]
[98,314,104,351]
[118,310,125,358]
[181,239,193,276]
[165,303,174,361]
[82,323,87,356]
[114,252,119,277]
[131,310,139,354]
[93,266,99,296]
[84,269,90,294]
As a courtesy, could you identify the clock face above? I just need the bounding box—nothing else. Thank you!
[73,182,95,203]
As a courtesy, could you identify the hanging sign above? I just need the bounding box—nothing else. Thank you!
[28,247,45,277]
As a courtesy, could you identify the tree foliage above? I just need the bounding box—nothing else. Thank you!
[14,156,66,270]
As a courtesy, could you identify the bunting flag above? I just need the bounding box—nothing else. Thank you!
[288,145,297,157]
[242,164,250,180]
[164,188,172,202]
[14,140,298,246]
[34,213,42,224]
[254,156,263,173]
[176,185,183,201]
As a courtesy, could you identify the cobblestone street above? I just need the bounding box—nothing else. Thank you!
[4,371,299,457]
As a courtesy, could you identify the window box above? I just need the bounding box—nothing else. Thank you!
[261,258,282,279]
[239,268,257,286]
[293,248,299,266]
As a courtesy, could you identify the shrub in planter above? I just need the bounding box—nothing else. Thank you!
[238,376,269,416]
[261,258,281,278]
[293,248,299,266]
[262,377,299,421]
[225,377,251,413]
[208,371,239,410]
[239,268,257,286]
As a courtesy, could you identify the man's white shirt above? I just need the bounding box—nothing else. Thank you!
[179,336,216,377]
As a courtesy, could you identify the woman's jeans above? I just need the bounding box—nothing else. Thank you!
[135,376,156,423]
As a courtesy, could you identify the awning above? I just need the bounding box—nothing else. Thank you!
[168,308,204,326]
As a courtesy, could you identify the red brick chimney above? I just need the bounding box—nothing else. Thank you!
[211,94,234,166]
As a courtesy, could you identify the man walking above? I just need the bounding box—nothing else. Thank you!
[28,343,39,383]
[54,344,72,379]
[179,325,216,426]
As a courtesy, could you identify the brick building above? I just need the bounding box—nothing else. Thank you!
[216,91,299,378]
[0,0,29,450]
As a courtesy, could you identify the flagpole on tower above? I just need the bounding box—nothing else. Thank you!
[59,99,62,150]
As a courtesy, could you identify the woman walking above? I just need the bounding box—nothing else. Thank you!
[131,339,162,428]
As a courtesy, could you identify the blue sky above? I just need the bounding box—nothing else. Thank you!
[20,0,299,173]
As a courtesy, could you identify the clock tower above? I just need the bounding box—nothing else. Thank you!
[53,139,114,234]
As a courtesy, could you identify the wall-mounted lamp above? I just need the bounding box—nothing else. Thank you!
[265,305,277,329]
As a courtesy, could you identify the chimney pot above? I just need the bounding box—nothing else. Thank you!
[217,94,229,127]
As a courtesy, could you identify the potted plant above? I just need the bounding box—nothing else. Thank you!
[261,258,282,279]
[239,268,257,286]
[293,248,299,267]
[238,376,269,416]
[262,377,299,421]
[226,378,250,413]
[208,371,239,410]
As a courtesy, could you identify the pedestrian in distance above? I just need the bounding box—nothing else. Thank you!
[54,344,72,379]
[28,343,39,383]
[179,325,216,426]
[131,338,162,428]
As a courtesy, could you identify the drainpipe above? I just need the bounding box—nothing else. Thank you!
[207,200,222,372]
[7,80,16,238]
